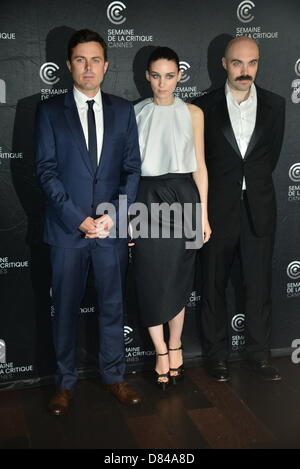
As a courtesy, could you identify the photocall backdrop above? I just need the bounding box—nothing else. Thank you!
[0,0,299,389]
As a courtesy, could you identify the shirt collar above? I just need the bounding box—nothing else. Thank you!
[225,80,256,106]
[73,86,102,109]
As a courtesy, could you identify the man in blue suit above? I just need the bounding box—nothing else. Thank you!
[35,29,141,415]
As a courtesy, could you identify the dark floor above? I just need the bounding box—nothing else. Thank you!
[1,356,300,449]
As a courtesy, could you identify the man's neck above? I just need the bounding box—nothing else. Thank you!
[228,83,251,105]
[74,85,100,99]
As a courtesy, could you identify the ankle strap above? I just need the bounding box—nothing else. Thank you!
[156,351,168,356]
[168,346,183,351]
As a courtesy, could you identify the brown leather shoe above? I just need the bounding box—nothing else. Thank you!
[105,382,142,405]
[48,389,73,416]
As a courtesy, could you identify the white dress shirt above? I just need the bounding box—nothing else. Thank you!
[225,81,257,190]
[73,86,104,165]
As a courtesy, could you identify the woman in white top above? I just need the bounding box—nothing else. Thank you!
[132,47,211,390]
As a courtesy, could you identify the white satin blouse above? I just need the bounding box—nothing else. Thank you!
[134,97,197,177]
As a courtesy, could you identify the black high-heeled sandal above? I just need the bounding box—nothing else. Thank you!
[154,351,170,391]
[169,345,184,385]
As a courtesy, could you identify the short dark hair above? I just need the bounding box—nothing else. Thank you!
[147,47,179,71]
[67,29,107,61]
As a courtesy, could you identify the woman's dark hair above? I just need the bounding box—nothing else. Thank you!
[147,47,179,71]
[67,29,107,61]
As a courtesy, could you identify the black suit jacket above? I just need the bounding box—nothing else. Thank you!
[193,85,285,238]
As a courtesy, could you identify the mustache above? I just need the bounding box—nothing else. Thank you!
[235,75,253,81]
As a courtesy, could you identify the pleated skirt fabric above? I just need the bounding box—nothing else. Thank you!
[132,173,201,327]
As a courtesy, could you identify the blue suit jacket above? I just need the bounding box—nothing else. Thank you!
[35,90,141,248]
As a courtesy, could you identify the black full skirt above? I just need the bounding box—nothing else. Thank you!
[132,173,201,327]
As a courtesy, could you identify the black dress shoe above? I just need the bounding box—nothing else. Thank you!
[250,360,282,381]
[207,360,230,382]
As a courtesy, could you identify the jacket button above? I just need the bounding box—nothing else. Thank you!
[94,179,98,184]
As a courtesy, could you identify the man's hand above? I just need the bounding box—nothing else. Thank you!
[79,215,115,239]
[95,214,114,238]
[79,217,98,237]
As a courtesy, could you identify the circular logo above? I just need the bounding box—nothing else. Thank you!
[39,62,60,85]
[231,314,245,332]
[179,61,191,83]
[107,1,126,25]
[124,326,133,345]
[295,59,300,77]
[287,261,300,280]
[237,1,255,23]
[289,163,300,182]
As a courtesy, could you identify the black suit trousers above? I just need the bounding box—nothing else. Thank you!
[201,193,275,361]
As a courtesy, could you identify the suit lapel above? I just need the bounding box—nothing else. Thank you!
[218,93,243,159]
[217,86,272,160]
[244,86,272,160]
[96,92,115,175]
[64,91,93,175]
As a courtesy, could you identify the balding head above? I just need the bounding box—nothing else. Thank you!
[224,36,259,59]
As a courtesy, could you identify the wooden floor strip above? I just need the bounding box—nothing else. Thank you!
[126,415,176,449]
[188,407,244,449]
[187,366,275,448]
[0,390,30,448]
[121,372,210,448]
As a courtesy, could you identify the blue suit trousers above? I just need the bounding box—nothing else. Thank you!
[50,241,128,389]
